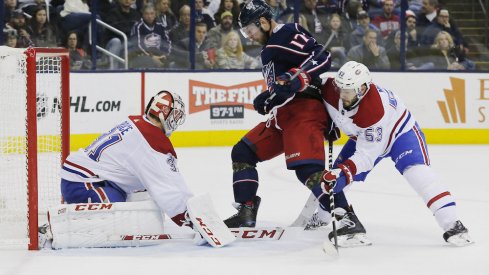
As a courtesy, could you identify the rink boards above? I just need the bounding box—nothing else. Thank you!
[68,71,489,149]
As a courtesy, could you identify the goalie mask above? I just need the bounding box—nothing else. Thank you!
[334,61,372,110]
[145,91,186,137]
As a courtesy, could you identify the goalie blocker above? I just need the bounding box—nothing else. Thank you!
[46,194,235,249]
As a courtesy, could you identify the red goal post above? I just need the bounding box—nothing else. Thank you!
[0,47,70,250]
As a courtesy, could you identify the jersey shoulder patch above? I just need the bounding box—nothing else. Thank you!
[321,78,339,110]
[129,115,177,158]
[351,84,385,128]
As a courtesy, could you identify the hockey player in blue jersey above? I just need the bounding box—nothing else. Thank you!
[315,61,473,246]
[223,0,357,230]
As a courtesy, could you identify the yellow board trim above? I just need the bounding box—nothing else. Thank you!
[70,129,489,151]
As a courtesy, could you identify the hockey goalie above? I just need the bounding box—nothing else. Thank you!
[40,91,235,249]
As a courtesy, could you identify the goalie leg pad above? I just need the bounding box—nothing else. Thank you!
[186,194,236,248]
[48,200,165,249]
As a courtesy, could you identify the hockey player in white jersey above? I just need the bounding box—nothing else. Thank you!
[40,91,235,249]
[309,61,473,247]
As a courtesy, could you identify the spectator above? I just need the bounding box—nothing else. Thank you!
[317,0,341,14]
[428,31,474,71]
[405,9,419,48]
[64,31,91,70]
[104,0,142,70]
[216,31,259,69]
[169,0,185,17]
[266,0,287,20]
[3,0,19,24]
[278,12,310,32]
[323,13,350,68]
[408,0,423,13]
[155,0,176,30]
[420,9,467,51]
[59,0,91,36]
[417,0,438,33]
[195,0,215,31]
[206,0,220,17]
[169,5,190,44]
[213,0,239,27]
[386,30,434,70]
[340,0,365,31]
[3,28,19,47]
[301,0,329,45]
[347,28,390,69]
[371,0,399,40]
[170,22,215,69]
[350,10,383,47]
[130,4,171,69]
[207,11,235,50]
[6,10,33,48]
[27,6,58,47]
[22,0,55,21]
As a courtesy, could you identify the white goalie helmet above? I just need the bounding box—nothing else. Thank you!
[334,61,372,109]
[145,91,186,137]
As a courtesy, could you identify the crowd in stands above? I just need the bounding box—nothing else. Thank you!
[1,0,477,71]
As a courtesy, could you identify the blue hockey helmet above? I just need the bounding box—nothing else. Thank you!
[238,0,273,29]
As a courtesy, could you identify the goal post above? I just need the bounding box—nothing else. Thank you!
[0,47,70,250]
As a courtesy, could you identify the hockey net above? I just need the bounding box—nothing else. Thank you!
[0,47,70,250]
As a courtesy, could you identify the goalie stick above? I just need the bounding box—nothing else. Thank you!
[111,227,286,245]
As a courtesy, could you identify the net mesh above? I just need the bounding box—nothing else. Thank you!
[0,47,64,248]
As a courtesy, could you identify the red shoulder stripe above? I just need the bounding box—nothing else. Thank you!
[129,115,177,158]
[351,84,384,128]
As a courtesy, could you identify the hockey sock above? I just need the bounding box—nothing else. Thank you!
[232,162,259,203]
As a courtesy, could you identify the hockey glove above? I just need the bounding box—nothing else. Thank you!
[325,120,341,142]
[272,68,311,97]
[253,90,271,115]
[321,163,354,193]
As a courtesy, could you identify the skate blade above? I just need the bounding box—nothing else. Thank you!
[336,233,372,248]
[447,233,474,247]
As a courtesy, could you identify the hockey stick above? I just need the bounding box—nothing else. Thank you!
[289,193,317,227]
[269,42,330,101]
[111,227,287,244]
[325,139,339,253]
[319,139,339,258]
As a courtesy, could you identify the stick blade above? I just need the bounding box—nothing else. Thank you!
[290,194,318,227]
[322,239,339,259]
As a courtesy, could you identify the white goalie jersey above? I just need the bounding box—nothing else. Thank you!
[60,115,193,218]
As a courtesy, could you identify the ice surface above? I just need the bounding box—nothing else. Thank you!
[1,145,487,275]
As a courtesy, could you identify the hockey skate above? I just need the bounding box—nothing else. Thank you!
[224,196,261,228]
[443,220,473,246]
[38,223,53,249]
[328,206,372,247]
